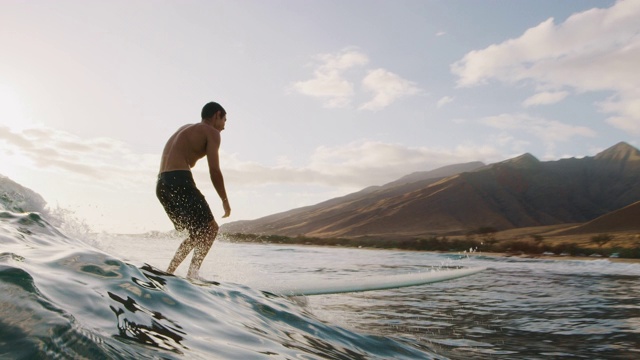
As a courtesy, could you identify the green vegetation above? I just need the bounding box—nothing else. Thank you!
[531,234,545,244]
[591,233,613,248]
[467,227,498,243]
[223,232,640,259]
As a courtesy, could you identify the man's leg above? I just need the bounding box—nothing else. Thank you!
[187,220,219,279]
[167,236,197,274]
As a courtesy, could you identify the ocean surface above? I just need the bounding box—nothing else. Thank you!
[2,177,640,359]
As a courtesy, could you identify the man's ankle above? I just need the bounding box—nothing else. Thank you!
[187,269,200,279]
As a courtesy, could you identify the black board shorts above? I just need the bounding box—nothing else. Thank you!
[156,170,215,237]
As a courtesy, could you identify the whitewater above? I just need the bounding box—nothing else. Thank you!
[1,175,639,359]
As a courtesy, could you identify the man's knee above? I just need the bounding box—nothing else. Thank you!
[207,220,219,238]
[190,220,218,242]
[194,221,217,247]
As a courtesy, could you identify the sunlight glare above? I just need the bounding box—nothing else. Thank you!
[0,84,33,131]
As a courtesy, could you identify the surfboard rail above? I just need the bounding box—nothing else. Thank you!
[261,266,487,296]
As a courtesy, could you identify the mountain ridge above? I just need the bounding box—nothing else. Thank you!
[555,200,640,235]
[221,142,640,238]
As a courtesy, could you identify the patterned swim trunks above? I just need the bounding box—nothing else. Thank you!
[156,170,214,237]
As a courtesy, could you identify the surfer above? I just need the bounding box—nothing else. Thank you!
[156,101,231,279]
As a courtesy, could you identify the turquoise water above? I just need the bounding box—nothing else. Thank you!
[1,213,429,359]
[2,177,640,359]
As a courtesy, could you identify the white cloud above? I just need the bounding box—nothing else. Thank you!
[599,93,640,134]
[215,140,500,189]
[436,31,447,37]
[1,123,499,194]
[451,0,640,133]
[309,140,495,185]
[481,113,597,144]
[0,85,33,130]
[0,123,506,231]
[522,91,569,107]
[437,96,454,108]
[359,69,422,111]
[293,48,422,111]
[0,125,156,188]
[491,133,531,154]
[291,48,369,108]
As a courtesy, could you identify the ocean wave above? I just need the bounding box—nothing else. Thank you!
[0,188,427,359]
[4,173,639,359]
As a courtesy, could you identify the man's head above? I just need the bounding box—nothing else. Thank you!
[201,102,226,120]
[202,101,227,131]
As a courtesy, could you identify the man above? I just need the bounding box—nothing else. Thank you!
[156,101,231,279]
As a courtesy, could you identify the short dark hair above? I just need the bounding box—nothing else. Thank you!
[201,102,226,119]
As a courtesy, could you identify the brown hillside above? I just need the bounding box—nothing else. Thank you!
[556,201,640,235]
[222,142,640,238]
[222,162,485,235]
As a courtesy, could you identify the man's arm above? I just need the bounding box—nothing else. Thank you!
[206,129,231,218]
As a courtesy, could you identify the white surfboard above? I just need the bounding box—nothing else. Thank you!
[260,266,486,296]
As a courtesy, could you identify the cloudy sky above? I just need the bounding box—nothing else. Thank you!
[1,0,638,233]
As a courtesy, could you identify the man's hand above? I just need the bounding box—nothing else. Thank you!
[222,199,231,218]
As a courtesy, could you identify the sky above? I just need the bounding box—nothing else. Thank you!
[1,0,639,234]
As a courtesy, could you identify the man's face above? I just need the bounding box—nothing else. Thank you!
[214,112,227,131]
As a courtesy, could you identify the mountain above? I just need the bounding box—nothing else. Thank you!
[381,162,485,189]
[221,142,640,238]
[222,161,485,236]
[556,201,640,234]
[594,141,640,163]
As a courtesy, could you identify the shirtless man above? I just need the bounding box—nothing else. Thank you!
[156,101,231,279]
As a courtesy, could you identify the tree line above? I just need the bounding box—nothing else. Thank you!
[222,230,640,259]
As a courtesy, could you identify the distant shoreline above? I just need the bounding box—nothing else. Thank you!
[222,232,640,260]
[221,238,640,263]
[466,251,640,264]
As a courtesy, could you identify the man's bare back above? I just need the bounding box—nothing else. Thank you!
[159,123,219,172]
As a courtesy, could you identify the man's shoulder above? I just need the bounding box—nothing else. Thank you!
[192,123,220,145]
[181,123,217,136]
[198,123,217,133]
